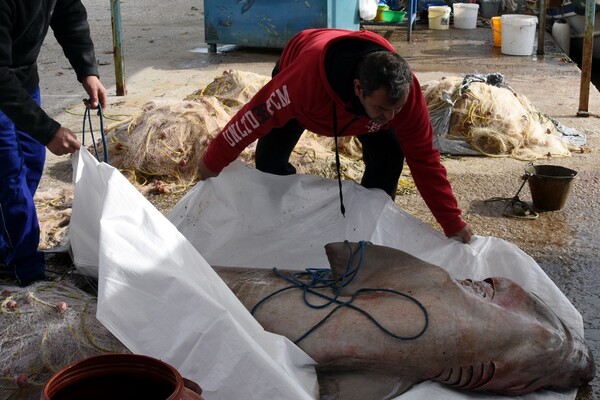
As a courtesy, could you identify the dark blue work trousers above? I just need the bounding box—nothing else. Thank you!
[0,87,47,285]
[255,121,405,200]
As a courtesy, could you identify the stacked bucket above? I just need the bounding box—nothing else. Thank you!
[426,1,538,56]
[428,2,480,31]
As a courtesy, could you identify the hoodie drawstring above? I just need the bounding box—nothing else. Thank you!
[332,103,346,217]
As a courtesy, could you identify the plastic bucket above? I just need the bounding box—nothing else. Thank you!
[491,16,502,47]
[41,354,204,400]
[375,4,389,21]
[526,165,577,211]
[383,9,407,22]
[501,14,538,55]
[429,5,451,30]
[453,3,479,29]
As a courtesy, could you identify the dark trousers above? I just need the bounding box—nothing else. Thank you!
[0,87,47,285]
[357,129,404,199]
[255,124,405,199]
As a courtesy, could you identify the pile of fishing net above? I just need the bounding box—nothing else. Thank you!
[93,70,271,187]
[423,74,586,160]
[34,187,73,251]
[99,96,233,185]
[0,281,128,399]
[188,68,271,108]
[94,69,377,192]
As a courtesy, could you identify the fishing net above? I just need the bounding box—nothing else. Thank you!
[187,69,271,109]
[97,70,273,187]
[423,74,582,160]
[0,281,129,399]
[34,187,73,250]
[99,96,233,185]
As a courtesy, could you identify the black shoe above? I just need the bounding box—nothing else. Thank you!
[1,260,47,287]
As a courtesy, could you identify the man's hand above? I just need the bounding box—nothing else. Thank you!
[198,158,218,180]
[46,126,81,155]
[451,224,474,244]
[81,75,107,109]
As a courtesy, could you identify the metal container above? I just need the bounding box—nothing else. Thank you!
[527,164,577,211]
[204,0,360,52]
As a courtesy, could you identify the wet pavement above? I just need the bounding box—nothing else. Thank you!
[384,24,600,400]
[35,1,600,398]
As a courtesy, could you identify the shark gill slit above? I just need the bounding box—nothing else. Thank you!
[433,361,496,389]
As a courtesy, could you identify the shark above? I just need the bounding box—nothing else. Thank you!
[214,241,595,399]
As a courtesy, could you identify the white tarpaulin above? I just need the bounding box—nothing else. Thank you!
[70,149,317,400]
[71,149,581,400]
[167,161,582,400]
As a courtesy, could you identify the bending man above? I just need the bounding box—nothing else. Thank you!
[198,28,472,243]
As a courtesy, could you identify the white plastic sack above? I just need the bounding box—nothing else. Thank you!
[359,0,378,20]
[70,149,317,400]
[167,161,582,400]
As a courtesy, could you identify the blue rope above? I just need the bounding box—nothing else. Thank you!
[82,104,109,163]
[251,241,429,344]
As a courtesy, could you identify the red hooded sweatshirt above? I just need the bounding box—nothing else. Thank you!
[202,29,466,236]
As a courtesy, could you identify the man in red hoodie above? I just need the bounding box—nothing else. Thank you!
[198,28,473,243]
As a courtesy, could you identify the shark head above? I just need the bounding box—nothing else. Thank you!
[436,276,595,395]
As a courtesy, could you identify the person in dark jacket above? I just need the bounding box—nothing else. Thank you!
[1,0,107,285]
[198,29,473,243]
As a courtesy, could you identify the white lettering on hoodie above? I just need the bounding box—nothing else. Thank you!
[223,85,291,147]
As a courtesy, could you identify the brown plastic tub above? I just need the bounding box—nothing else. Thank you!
[40,353,203,400]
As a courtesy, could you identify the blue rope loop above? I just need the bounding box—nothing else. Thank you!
[251,240,429,344]
[81,104,109,163]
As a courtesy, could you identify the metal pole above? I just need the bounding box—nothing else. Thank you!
[111,0,127,96]
[537,0,546,55]
[577,0,596,116]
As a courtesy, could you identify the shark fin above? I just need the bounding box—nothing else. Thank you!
[324,241,431,295]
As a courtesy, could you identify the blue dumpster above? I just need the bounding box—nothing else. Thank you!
[204,0,360,52]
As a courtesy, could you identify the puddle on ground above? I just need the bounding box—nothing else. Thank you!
[513,210,599,400]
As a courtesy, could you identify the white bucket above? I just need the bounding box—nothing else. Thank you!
[501,14,538,55]
[453,3,479,29]
[429,6,451,30]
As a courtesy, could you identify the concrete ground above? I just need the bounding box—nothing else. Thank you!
[34,0,600,398]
